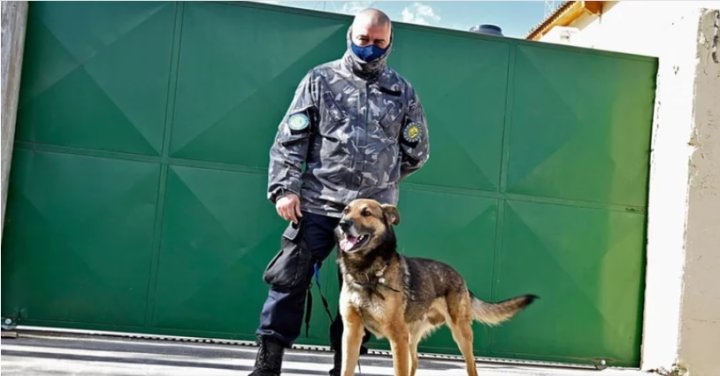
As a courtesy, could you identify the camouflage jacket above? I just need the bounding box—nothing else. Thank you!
[268,38,430,218]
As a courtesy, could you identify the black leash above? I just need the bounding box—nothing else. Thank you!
[304,263,334,337]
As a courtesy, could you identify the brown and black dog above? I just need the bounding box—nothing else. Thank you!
[335,199,536,376]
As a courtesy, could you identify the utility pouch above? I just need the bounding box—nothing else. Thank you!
[263,222,313,291]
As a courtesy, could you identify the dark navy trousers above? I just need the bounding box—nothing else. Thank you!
[256,212,348,348]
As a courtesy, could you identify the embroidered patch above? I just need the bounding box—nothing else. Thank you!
[402,122,422,143]
[287,113,310,131]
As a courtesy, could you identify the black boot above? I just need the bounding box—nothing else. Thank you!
[329,349,342,376]
[249,337,285,376]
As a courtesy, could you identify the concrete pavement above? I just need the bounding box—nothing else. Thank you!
[1,330,650,376]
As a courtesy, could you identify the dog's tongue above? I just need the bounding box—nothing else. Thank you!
[340,235,359,252]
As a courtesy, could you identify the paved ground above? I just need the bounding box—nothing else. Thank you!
[1,330,650,376]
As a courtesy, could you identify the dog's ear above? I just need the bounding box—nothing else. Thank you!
[381,204,400,225]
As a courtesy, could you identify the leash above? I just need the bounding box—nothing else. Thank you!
[314,263,335,319]
[304,263,335,337]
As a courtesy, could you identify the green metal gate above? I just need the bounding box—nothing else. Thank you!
[1,2,656,367]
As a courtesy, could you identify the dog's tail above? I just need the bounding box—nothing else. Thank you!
[470,294,537,325]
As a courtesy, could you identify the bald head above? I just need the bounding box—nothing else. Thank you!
[350,8,392,49]
[353,8,391,28]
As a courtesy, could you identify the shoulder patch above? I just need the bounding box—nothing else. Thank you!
[402,122,423,144]
[287,113,310,132]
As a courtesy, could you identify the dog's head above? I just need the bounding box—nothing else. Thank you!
[336,199,399,257]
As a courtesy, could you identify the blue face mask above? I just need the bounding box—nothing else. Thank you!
[351,42,388,62]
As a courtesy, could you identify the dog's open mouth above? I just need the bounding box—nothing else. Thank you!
[339,233,370,253]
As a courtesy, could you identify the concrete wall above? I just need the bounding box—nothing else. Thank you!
[1,1,28,237]
[540,2,720,375]
[678,9,720,376]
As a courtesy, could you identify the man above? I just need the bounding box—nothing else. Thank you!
[251,8,429,376]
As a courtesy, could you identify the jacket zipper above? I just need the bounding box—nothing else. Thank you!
[357,81,370,191]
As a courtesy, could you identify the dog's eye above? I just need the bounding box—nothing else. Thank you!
[361,208,371,217]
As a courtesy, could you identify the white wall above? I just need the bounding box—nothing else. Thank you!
[1,1,29,237]
[678,9,720,376]
[540,2,720,375]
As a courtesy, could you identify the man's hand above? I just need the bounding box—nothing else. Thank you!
[275,193,303,224]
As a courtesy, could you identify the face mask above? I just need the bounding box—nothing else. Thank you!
[351,42,388,62]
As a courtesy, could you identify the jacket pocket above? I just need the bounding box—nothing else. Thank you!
[263,222,314,291]
[378,101,404,141]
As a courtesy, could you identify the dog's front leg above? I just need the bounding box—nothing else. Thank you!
[388,325,411,376]
[340,305,364,376]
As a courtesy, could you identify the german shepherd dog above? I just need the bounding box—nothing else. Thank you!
[335,199,536,376]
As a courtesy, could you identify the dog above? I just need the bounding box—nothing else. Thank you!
[335,199,537,376]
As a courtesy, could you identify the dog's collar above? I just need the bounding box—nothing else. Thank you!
[348,265,400,300]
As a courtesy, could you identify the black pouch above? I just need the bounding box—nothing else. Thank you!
[263,222,313,291]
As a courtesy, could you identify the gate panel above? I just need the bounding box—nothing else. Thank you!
[390,27,510,191]
[2,149,160,326]
[14,2,176,155]
[151,166,282,335]
[170,3,348,168]
[492,200,646,364]
[507,45,655,205]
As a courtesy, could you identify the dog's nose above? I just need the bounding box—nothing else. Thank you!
[339,219,352,232]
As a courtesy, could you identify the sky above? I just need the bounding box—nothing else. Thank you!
[250,1,552,39]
